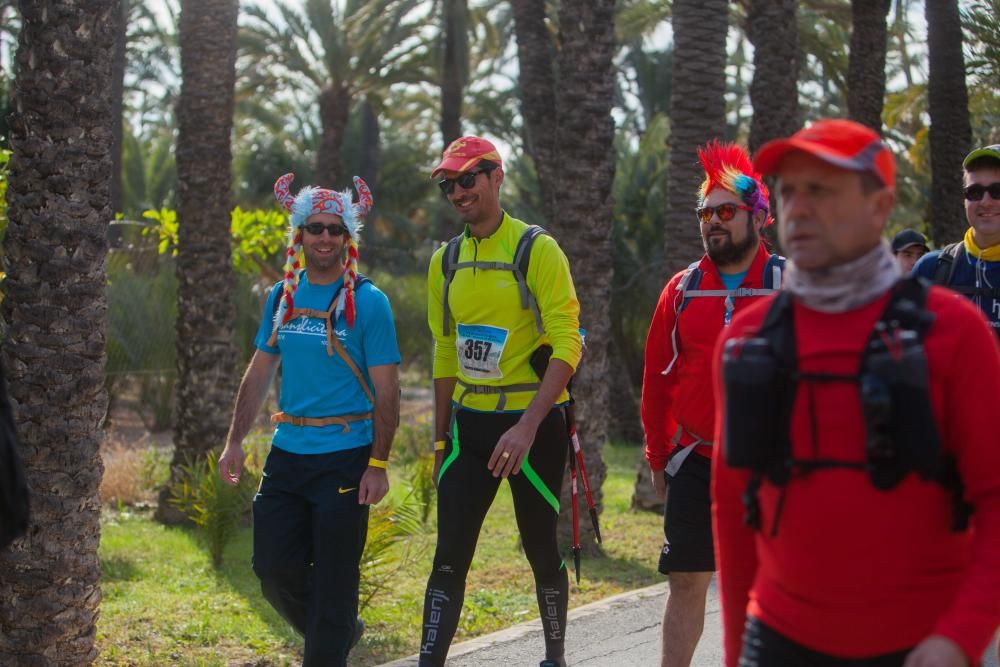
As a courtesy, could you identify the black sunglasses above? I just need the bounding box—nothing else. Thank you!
[964,182,1000,202]
[438,167,494,195]
[303,222,349,237]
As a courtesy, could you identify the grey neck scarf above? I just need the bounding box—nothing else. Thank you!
[784,240,900,313]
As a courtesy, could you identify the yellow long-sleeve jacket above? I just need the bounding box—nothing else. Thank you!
[427,212,582,412]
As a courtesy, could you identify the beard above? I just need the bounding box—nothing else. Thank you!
[303,245,346,273]
[702,218,759,266]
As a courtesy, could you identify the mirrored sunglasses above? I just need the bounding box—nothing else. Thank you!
[695,203,753,224]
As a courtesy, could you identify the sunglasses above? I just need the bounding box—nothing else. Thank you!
[438,167,494,195]
[695,203,752,224]
[964,182,1000,202]
[303,222,349,237]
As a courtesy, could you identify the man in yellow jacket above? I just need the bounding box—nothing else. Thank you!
[418,136,582,667]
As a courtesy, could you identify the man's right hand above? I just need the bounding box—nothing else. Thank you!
[218,445,244,485]
[432,450,444,489]
[651,465,666,500]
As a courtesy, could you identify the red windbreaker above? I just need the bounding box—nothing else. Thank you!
[712,287,1000,666]
[642,244,779,471]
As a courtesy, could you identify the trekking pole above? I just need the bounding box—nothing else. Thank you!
[567,434,582,584]
[566,401,602,544]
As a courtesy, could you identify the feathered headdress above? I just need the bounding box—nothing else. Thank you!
[697,141,773,226]
[271,173,373,337]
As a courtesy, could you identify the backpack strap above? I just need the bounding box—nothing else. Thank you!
[661,263,702,376]
[512,225,549,334]
[676,263,703,313]
[763,254,785,290]
[440,234,464,336]
[440,226,551,336]
[932,242,963,286]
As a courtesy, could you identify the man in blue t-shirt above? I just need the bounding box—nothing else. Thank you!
[913,144,1000,339]
[219,174,400,667]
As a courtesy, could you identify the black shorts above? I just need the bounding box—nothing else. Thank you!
[658,451,715,574]
[740,617,911,667]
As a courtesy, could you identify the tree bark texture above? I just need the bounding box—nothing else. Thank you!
[846,0,891,133]
[510,0,558,225]
[159,0,239,522]
[316,82,350,188]
[0,1,116,662]
[925,0,971,245]
[747,0,802,154]
[110,0,128,214]
[440,0,468,147]
[663,0,729,279]
[550,0,617,551]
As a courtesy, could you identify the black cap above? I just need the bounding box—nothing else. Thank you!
[891,229,929,253]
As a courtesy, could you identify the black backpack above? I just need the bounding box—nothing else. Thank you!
[932,242,1000,298]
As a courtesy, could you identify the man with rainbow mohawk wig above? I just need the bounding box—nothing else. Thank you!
[641,140,784,667]
[218,174,401,666]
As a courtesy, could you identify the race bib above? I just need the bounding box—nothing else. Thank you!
[456,324,509,380]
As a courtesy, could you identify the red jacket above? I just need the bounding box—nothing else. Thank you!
[712,287,1000,666]
[642,244,778,470]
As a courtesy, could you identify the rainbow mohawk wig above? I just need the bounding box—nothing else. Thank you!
[697,140,773,225]
[272,173,373,338]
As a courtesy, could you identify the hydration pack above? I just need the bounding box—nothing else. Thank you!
[932,242,1000,298]
[676,254,785,313]
[662,253,784,377]
[440,224,549,336]
[721,277,971,535]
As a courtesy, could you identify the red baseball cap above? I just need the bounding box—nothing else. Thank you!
[753,119,896,189]
[432,136,504,177]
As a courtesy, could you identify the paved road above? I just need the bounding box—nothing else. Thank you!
[379,578,999,667]
[379,581,718,667]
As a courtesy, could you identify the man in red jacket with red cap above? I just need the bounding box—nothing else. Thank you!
[642,141,784,667]
[713,118,1000,667]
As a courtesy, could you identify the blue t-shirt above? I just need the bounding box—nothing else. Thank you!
[720,270,749,290]
[255,273,401,454]
[913,247,1000,339]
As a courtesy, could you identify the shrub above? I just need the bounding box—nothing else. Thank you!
[99,440,171,507]
[169,454,260,568]
[368,270,432,376]
[391,417,433,467]
[359,481,432,613]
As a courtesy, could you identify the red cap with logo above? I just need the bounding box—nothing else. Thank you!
[432,136,504,177]
[753,119,896,189]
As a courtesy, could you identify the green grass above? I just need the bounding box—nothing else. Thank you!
[97,440,663,665]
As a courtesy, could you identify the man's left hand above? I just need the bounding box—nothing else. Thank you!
[903,636,969,667]
[489,419,537,478]
[358,467,389,505]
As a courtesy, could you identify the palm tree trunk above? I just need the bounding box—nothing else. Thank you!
[847,0,891,133]
[747,0,802,154]
[510,0,558,224]
[0,1,116,661]
[110,0,129,215]
[316,82,350,188]
[663,0,729,278]
[550,0,617,551]
[925,0,971,245]
[440,0,468,146]
[359,99,381,267]
[157,0,239,523]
